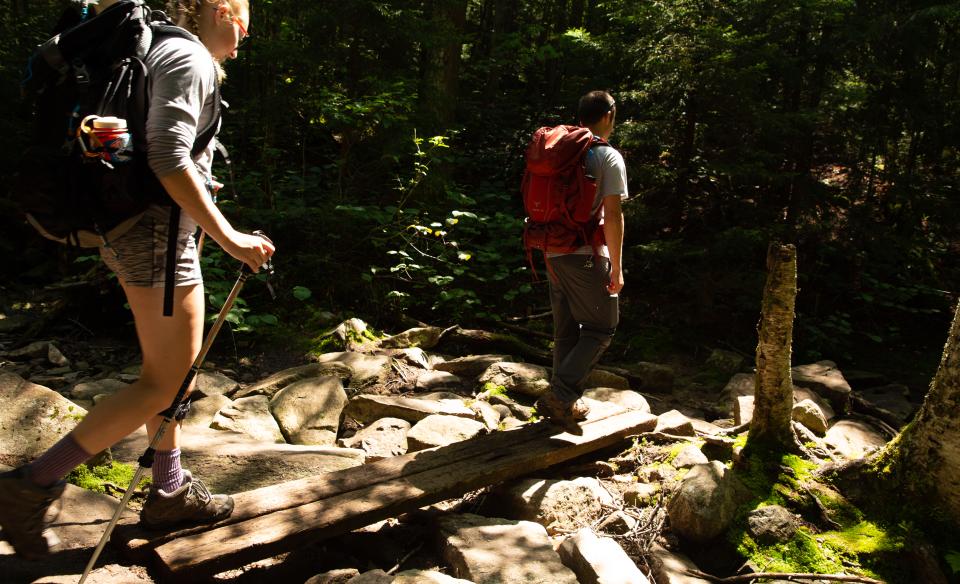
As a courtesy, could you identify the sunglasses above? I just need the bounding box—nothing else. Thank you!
[232,15,249,45]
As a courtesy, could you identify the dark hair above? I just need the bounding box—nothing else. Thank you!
[578,90,615,126]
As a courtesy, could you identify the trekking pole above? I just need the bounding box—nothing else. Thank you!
[79,231,274,584]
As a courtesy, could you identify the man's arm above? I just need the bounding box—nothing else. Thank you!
[602,195,625,294]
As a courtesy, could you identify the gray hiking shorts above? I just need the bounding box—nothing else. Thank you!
[99,204,203,288]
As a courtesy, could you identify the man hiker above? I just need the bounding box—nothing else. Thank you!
[534,90,627,432]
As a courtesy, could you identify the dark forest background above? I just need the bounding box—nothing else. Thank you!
[0,0,958,379]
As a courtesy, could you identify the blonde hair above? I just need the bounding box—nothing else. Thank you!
[166,0,248,81]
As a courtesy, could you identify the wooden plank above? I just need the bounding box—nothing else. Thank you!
[152,410,656,580]
[113,418,561,556]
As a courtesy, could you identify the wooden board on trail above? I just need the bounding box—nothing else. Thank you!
[114,409,656,580]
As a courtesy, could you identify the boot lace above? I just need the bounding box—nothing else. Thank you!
[188,477,212,506]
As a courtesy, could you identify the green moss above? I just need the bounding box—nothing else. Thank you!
[67,461,151,496]
[735,529,845,573]
[733,432,749,450]
[481,382,508,396]
[821,521,905,555]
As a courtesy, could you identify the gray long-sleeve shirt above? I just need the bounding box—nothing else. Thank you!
[144,34,219,229]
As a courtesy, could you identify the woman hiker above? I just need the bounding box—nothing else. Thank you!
[0,0,275,559]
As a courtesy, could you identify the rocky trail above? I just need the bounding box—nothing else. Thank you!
[0,314,928,584]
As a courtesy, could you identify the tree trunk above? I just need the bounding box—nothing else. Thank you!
[418,0,468,133]
[870,300,960,525]
[748,243,798,452]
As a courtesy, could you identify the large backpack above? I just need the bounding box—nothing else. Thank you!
[521,125,607,278]
[14,0,220,315]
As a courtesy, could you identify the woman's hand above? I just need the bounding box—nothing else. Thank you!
[222,230,275,272]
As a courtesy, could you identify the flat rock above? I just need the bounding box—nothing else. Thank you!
[558,528,650,584]
[339,417,411,460]
[112,426,364,494]
[345,394,474,424]
[655,410,695,436]
[407,414,486,451]
[379,327,444,350]
[437,513,578,584]
[823,419,887,459]
[434,354,511,378]
[415,371,463,391]
[71,378,129,400]
[196,370,240,396]
[0,373,86,466]
[270,376,348,446]
[211,395,286,443]
[672,444,709,469]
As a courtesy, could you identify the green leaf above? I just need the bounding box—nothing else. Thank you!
[293,286,312,301]
[945,551,960,574]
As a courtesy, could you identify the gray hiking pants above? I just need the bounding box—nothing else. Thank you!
[547,254,619,403]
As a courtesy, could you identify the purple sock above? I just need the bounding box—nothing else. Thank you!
[28,433,91,488]
[153,449,184,493]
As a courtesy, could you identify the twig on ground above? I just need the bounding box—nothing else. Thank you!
[386,541,424,575]
[506,311,552,322]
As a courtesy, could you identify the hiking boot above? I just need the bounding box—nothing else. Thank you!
[536,391,589,435]
[0,467,65,559]
[140,470,234,529]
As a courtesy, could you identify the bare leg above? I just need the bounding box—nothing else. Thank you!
[71,284,204,454]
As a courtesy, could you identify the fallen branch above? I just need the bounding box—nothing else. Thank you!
[386,541,424,575]
[686,569,884,584]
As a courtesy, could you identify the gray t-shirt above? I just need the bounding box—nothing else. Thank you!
[144,35,219,231]
[548,142,628,257]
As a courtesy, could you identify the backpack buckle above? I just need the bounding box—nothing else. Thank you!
[72,59,89,87]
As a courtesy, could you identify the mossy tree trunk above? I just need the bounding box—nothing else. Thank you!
[748,243,798,452]
[870,299,960,525]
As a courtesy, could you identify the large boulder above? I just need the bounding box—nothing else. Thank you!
[624,362,675,392]
[210,395,285,443]
[855,383,916,426]
[234,363,352,399]
[667,461,749,542]
[406,415,486,451]
[791,361,852,412]
[478,362,550,397]
[311,352,393,387]
[747,505,801,544]
[437,513,578,584]
[655,410,695,436]
[791,399,828,436]
[270,376,348,446]
[0,373,86,466]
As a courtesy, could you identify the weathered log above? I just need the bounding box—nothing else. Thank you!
[146,409,656,579]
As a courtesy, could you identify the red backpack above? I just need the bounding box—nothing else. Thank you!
[521,125,607,278]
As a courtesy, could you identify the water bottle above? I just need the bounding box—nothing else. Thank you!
[85,116,132,163]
